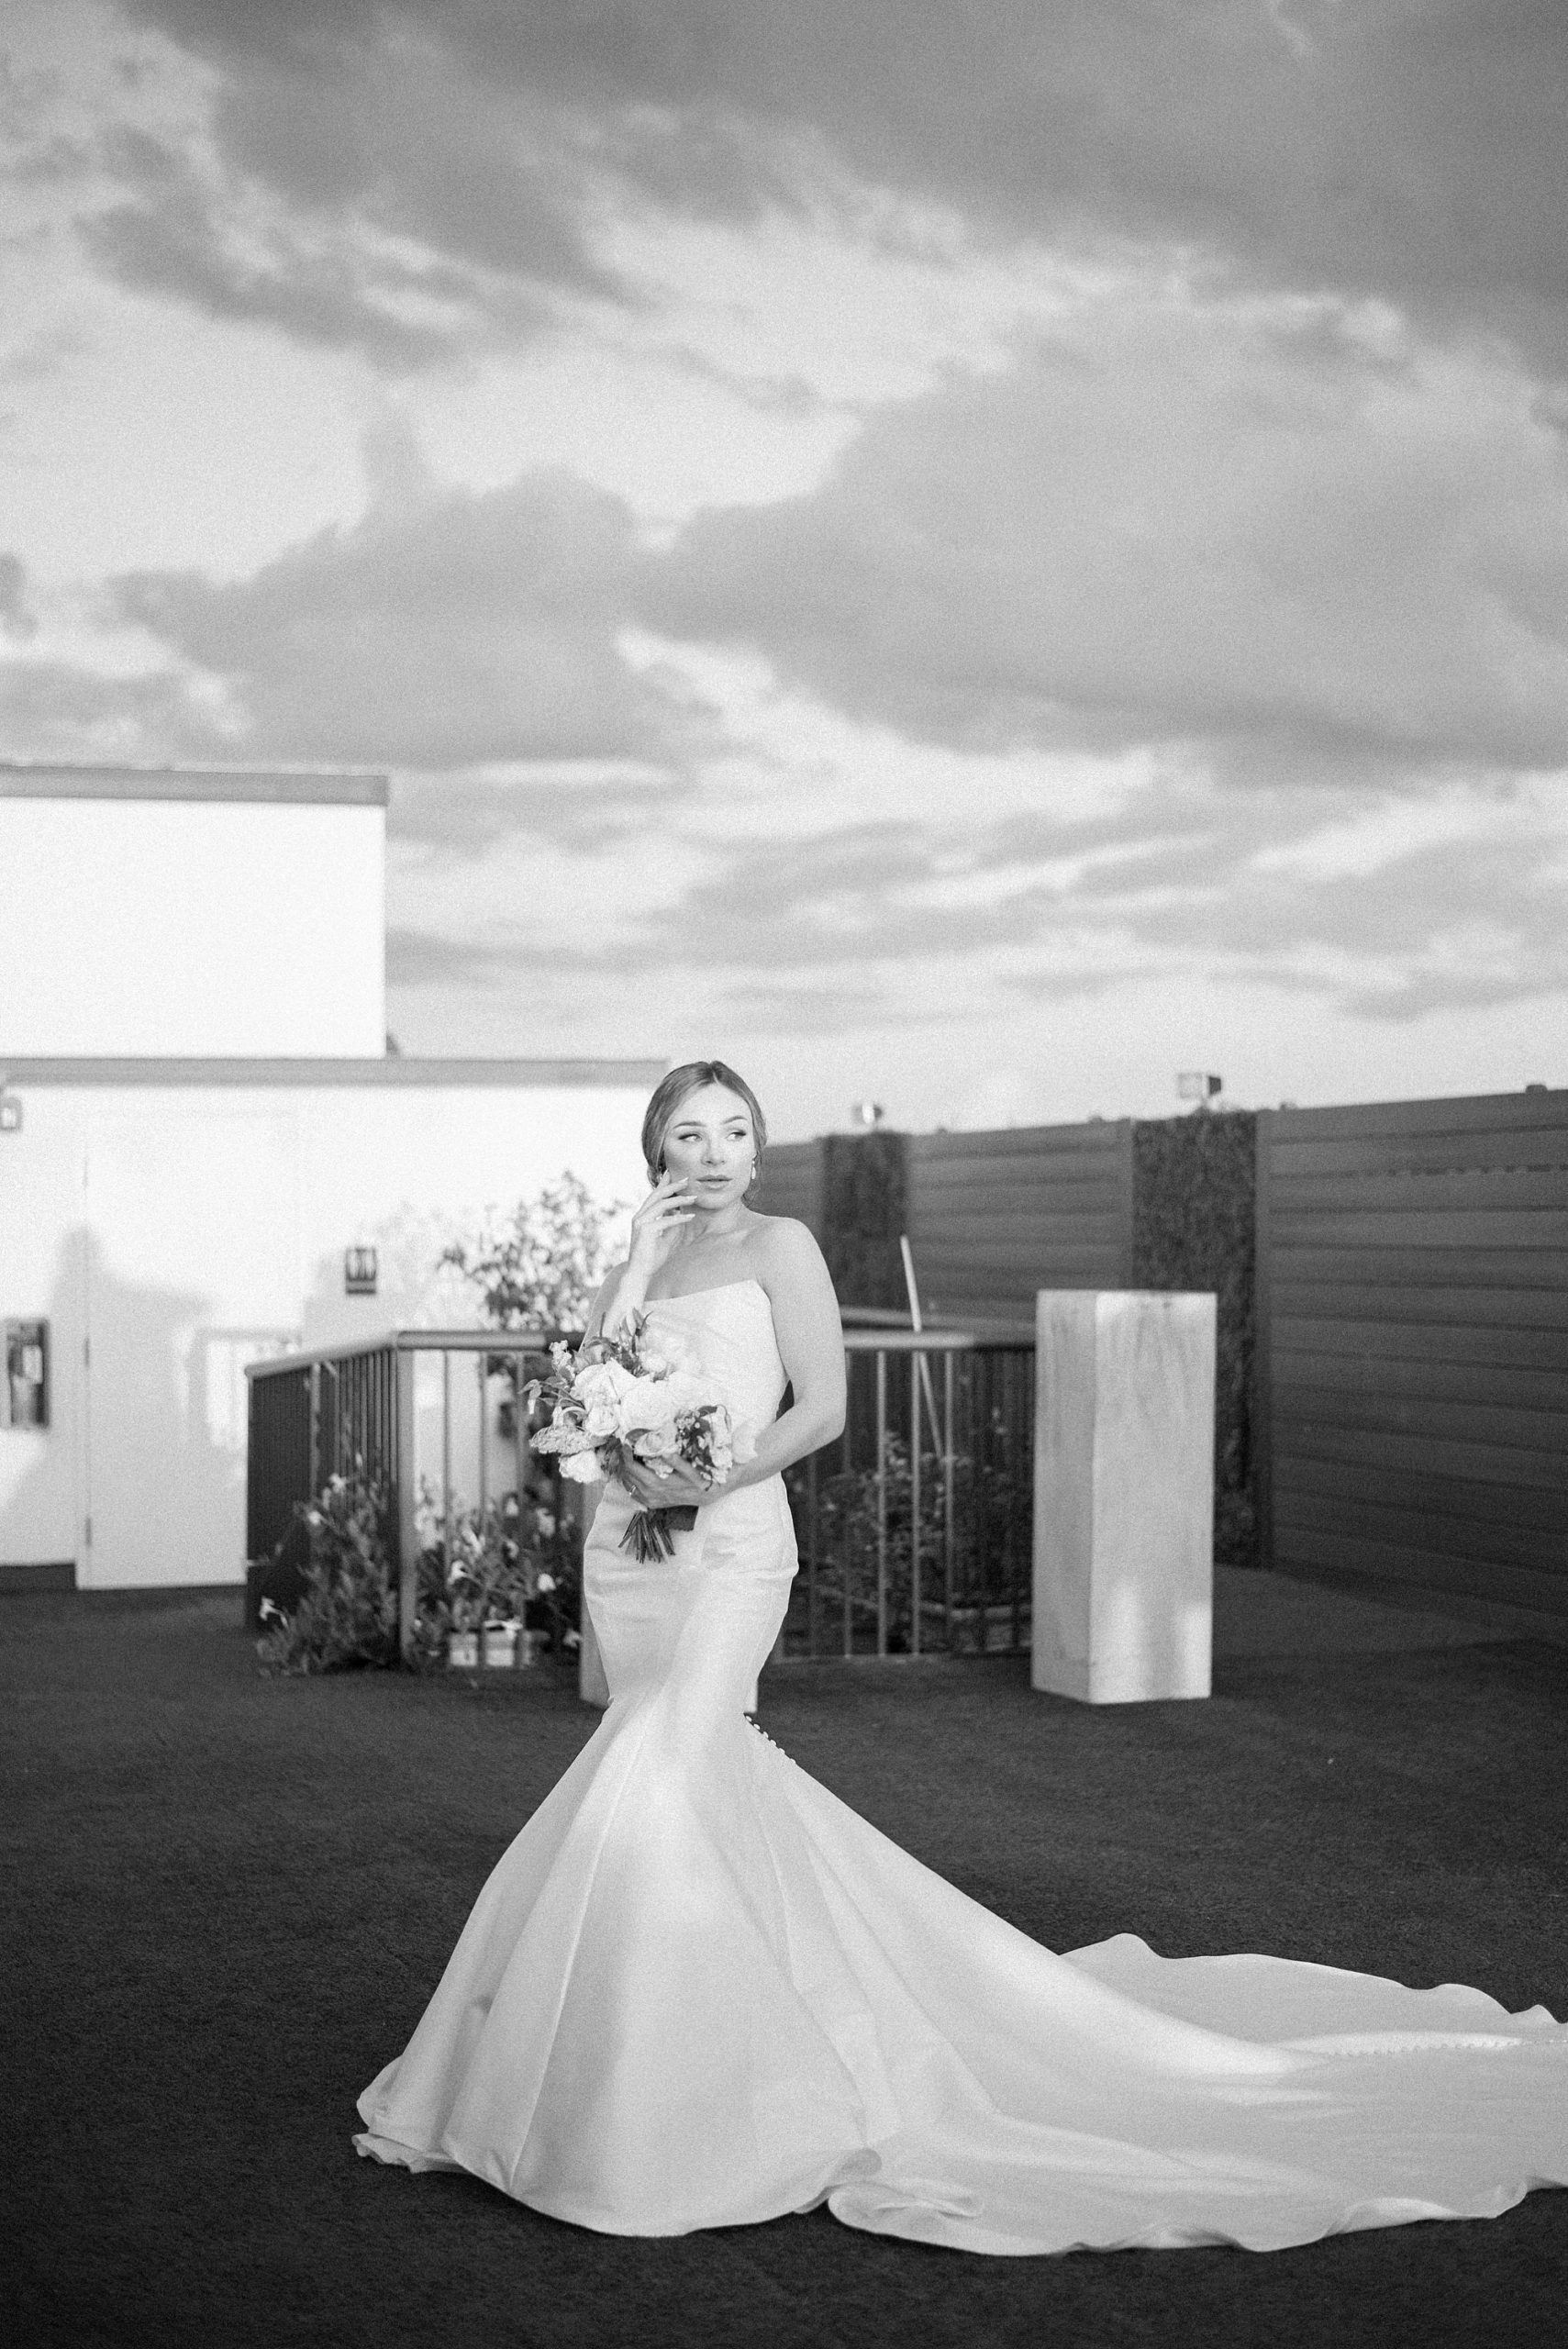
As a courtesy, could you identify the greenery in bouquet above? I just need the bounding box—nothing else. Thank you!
[257,1459,398,1674]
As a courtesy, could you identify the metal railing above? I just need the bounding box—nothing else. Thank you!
[247,1318,1038,1669]
[784,1326,1036,1660]
[247,1329,573,1659]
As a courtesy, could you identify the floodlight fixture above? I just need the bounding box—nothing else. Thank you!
[851,1100,884,1129]
[1176,1072,1223,1108]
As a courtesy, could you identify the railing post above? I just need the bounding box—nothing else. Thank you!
[307,1360,321,1497]
[395,1346,418,1661]
[440,1349,453,1585]
[840,1406,852,1660]
[874,1346,888,1658]
[942,1349,955,1653]
[909,1346,921,1657]
[477,1349,489,1517]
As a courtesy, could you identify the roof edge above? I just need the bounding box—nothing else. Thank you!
[0,1056,667,1089]
[0,762,388,808]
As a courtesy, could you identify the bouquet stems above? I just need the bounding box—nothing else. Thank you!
[618,1504,699,1564]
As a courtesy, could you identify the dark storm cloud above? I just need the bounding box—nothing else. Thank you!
[82,128,473,369]
[106,472,654,767]
[388,787,1568,1030]
[0,553,38,640]
[0,652,216,753]
[643,310,1568,775]
[112,0,1568,365]
[392,770,695,853]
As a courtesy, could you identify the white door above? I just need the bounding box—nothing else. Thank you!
[83,1108,300,1587]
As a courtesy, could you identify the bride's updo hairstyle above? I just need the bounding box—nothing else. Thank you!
[642,1060,768,1192]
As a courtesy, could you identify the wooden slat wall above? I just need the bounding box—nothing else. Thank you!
[1257,1089,1568,1634]
[907,1120,1134,1320]
[754,1139,826,1239]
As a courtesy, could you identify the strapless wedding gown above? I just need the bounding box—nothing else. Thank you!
[355,1279,1568,2253]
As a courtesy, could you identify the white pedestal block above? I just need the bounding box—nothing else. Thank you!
[1031,1291,1216,1704]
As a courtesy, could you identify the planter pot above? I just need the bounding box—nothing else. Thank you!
[447,1631,479,1669]
[483,1624,519,1668]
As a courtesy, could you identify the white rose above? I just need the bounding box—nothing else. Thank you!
[633,1424,677,1458]
[621,1375,677,1427]
[583,1399,620,1440]
[559,1449,603,1484]
[573,1360,635,1408]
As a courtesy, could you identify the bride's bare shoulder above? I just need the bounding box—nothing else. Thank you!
[747,1214,831,1286]
[749,1213,820,1258]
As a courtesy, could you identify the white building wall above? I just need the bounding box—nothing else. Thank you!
[0,774,386,1055]
[0,1067,657,1588]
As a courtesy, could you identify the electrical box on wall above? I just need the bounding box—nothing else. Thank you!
[4,1320,49,1429]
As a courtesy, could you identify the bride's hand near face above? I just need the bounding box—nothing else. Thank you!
[627,1173,695,1276]
[586,1174,693,1337]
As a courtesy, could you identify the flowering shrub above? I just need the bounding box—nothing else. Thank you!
[413,1476,583,1665]
[257,1462,398,1674]
[786,1429,1029,1656]
[440,1173,627,1332]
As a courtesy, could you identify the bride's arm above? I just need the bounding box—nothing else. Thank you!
[584,1174,694,1338]
[719,1219,846,1493]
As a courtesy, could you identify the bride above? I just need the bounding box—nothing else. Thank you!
[356,1060,1568,2254]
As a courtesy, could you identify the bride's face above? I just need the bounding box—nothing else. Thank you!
[660,1084,755,1212]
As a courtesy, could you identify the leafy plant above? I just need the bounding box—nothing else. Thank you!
[413,1474,584,1665]
[439,1173,627,1333]
[789,1425,1029,1656]
[257,1461,398,1675]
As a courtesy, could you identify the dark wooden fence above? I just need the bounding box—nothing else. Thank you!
[906,1123,1133,1320]
[762,1089,1568,1634]
[1256,1090,1568,1637]
[757,1120,1133,1320]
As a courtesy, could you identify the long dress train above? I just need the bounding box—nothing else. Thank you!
[355,1279,1568,2254]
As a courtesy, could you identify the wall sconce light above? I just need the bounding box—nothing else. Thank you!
[4,1320,49,1428]
[0,1091,21,1134]
[344,1245,379,1297]
[851,1100,884,1129]
[1176,1073,1223,1108]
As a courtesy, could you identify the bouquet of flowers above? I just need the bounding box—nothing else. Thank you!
[525,1314,756,1563]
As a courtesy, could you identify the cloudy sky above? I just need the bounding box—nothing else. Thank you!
[4,1,1567,1138]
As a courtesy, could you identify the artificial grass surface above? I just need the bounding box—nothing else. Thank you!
[2,1589,1564,2349]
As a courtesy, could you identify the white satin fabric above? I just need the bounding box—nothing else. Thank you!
[356,1279,1568,2253]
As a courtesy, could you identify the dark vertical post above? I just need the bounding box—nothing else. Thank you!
[909,1345,921,1657]
[1252,1109,1276,1573]
[307,1360,321,1497]
[841,1398,853,1660]
[942,1348,955,1653]
[395,1344,418,1661]
[874,1346,888,1658]
[440,1350,452,1585]
[1116,1117,1136,1287]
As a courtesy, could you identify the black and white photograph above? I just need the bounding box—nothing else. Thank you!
[2,5,1566,2345]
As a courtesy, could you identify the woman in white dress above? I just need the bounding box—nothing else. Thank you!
[356,1061,1568,2254]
